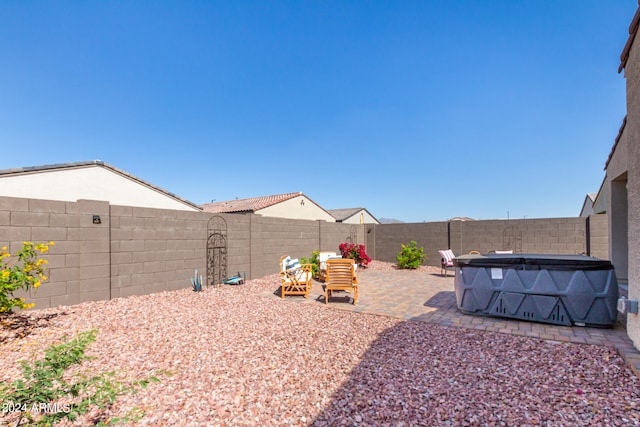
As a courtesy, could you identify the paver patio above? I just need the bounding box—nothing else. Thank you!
[259,268,640,378]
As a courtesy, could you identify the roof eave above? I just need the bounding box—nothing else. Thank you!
[619,3,640,73]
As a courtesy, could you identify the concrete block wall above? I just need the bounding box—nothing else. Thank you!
[0,195,609,310]
[318,222,365,253]
[368,222,449,266]
[371,216,608,267]
[109,205,207,299]
[250,215,320,279]
[248,218,364,278]
[450,218,587,256]
[0,196,371,309]
[0,197,111,308]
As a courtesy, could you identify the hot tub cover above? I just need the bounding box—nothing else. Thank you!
[453,253,614,270]
[453,253,618,327]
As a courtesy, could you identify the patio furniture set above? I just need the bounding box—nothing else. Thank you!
[280,252,358,304]
[278,248,619,328]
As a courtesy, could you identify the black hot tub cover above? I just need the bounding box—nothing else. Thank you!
[453,253,614,271]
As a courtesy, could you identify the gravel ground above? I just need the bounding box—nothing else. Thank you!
[1,262,639,426]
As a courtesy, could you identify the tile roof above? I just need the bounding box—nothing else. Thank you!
[619,3,640,73]
[200,192,303,213]
[0,160,202,210]
[605,116,626,170]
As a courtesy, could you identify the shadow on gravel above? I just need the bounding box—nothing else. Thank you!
[0,312,65,344]
[310,319,640,426]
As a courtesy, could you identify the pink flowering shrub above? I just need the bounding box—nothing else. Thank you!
[338,243,371,267]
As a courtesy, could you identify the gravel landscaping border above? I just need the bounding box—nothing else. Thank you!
[1,262,639,426]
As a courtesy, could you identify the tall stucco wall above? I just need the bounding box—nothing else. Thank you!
[605,121,630,281]
[623,24,640,347]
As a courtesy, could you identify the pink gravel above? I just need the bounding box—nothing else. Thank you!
[1,262,639,426]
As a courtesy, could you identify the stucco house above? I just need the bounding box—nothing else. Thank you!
[579,192,598,217]
[327,208,380,224]
[201,192,336,222]
[0,160,201,211]
[600,4,640,350]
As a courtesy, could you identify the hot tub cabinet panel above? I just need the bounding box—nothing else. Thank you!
[453,254,619,327]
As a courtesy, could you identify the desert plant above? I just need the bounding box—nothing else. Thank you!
[0,241,54,314]
[396,240,426,269]
[0,329,159,426]
[190,269,203,291]
[338,243,371,267]
[300,250,320,278]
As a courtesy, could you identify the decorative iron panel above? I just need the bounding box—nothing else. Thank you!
[207,216,228,288]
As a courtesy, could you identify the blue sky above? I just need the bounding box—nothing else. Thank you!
[0,1,636,222]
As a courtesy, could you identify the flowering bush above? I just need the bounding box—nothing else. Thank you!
[338,243,371,267]
[0,241,54,314]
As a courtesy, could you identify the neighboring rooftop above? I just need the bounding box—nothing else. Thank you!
[200,192,303,213]
[449,216,476,222]
[378,218,405,224]
[0,160,202,210]
[328,207,380,224]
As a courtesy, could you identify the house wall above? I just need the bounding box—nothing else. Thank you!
[580,197,595,217]
[1,195,607,310]
[623,23,640,347]
[0,166,199,211]
[588,214,610,260]
[258,195,335,222]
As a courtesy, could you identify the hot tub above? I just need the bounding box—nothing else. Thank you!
[453,254,619,327]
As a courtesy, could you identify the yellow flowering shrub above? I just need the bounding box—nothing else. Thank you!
[0,241,54,313]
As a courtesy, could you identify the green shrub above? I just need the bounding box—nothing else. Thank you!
[396,241,426,269]
[300,250,320,278]
[0,329,159,426]
[0,241,54,314]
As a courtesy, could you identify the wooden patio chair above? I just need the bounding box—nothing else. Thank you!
[324,258,358,305]
[318,251,338,281]
[280,255,313,299]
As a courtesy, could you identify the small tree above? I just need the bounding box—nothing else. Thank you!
[0,241,54,314]
[396,241,426,269]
